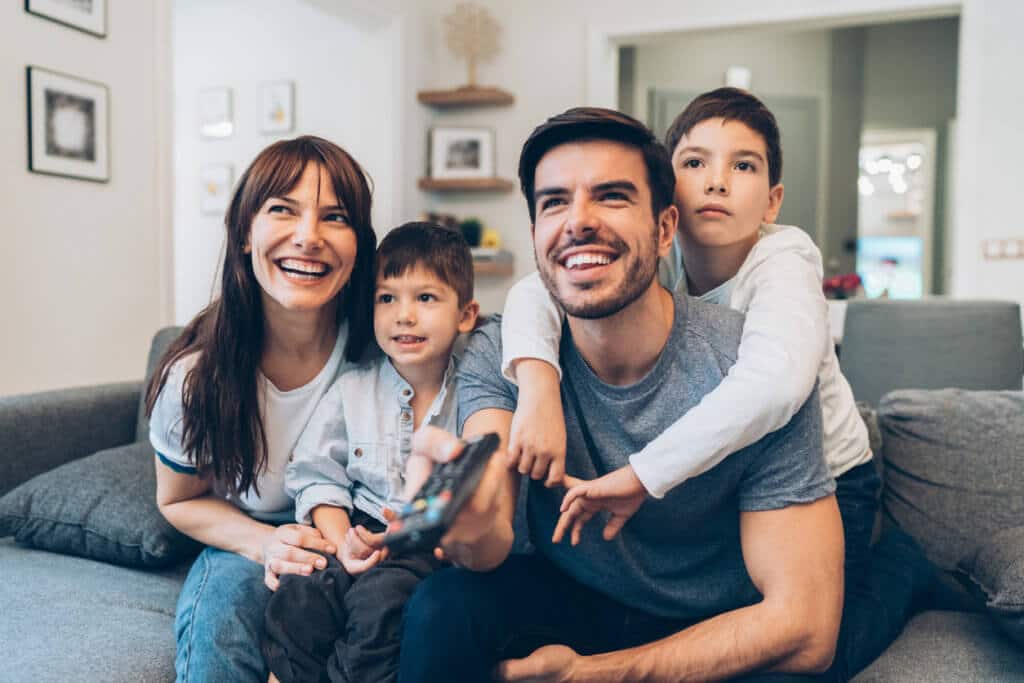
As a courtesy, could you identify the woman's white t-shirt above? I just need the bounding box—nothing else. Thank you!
[149,325,347,522]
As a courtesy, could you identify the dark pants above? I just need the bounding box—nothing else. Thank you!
[398,553,835,683]
[263,511,441,683]
[829,461,934,681]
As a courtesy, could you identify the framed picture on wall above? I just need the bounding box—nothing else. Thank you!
[26,66,110,182]
[200,164,234,216]
[429,127,495,180]
[261,81,295,134]
[198,87,233,139]
[25,0,107,38]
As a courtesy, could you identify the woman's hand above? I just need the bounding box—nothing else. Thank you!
[261,524,337,591]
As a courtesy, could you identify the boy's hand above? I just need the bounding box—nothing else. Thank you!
[508,359,567,487]
[552,465,648,546]
[339,524,387,575]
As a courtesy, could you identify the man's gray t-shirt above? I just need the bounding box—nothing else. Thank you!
[457,291,835,620]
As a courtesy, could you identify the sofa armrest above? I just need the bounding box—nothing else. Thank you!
[0,381,141,496]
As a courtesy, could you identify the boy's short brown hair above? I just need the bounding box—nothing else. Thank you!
[377,222,474,306]
[664,87,783,187]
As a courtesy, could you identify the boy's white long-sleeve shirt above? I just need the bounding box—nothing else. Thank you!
[501,223,871,497]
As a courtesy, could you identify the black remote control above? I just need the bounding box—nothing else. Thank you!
[383,432,500,555]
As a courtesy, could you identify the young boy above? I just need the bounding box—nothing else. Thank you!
[262,222,478,683]
[502,89,931,679]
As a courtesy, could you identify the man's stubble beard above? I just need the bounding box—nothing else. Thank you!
[536,225,661,320]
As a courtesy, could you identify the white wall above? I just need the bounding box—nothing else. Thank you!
[401,0,1023,313]
[630,28,832,125]
[172,0,399,323]
[0,0,171,396]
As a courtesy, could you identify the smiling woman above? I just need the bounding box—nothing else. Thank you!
[142,136,377,682]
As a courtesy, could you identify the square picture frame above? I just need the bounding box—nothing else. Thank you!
[26,66,110,183]
[261,81,295,134]
[198,87,233,139]
[25,0,107,38]
[429,127,495,180]
[200,163,234,216]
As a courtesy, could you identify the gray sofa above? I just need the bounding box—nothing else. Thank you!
[2,301,1023,681]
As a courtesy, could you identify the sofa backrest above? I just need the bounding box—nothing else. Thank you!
[135,326,185,443]
[840,299,1024,405]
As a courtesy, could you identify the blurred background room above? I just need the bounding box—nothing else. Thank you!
[3,0,1022,396]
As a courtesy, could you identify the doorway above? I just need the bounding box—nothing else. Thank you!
[857,128,937,298]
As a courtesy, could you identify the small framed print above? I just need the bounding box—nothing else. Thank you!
[261,81,295,134]
[26,0,107,38]
[198,87,233,139]
[26,66,109,182]
[200,163,234,216]
[429,127,495,180]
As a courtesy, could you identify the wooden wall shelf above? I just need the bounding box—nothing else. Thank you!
[418,177,515,192]
[417,86,515,108]
[471,248,514,277]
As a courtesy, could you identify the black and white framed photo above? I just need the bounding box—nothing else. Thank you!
[25,0,107,38]
[198,87,233,139]
[261,81,295,134]
[429,127,495,180]
[26,66,109,182]
[200,164,234,216]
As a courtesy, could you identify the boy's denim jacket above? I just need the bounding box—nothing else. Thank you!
[286,353,459,525]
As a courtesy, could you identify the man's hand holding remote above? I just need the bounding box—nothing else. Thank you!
[400,424,516,570]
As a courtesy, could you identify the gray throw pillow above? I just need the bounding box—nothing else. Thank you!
[0,441,200,567]
[958,525,1024,646]
[879,389,1024,571]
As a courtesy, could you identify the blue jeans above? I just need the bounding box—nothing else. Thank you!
[175,547,271,683]
[830,462,934,681]
[398,554,834,683]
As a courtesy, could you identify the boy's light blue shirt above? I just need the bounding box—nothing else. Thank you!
[286,353,460,525]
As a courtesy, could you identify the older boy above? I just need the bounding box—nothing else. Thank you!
[262,223,478,683]
[503,89,932,680]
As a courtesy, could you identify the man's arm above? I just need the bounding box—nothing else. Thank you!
[435,408,520,572]
[500,495,844,682]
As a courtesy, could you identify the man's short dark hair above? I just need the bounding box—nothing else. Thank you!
[377,222,474,306]
[518,107,675,223]
[664,87,783,187]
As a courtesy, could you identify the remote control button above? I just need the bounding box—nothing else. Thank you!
[402,502,415,515]
[388,520,403,532]
[426,508,442,523]
[414,499,428,511]
[439,490,452,503]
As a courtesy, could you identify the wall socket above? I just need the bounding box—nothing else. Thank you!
[982,238,1024,260]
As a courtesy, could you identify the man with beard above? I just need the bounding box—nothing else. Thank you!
[395,108,844,683]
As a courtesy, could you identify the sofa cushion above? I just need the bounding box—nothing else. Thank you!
[852,610,1024,682]
[0,441,201,567]
[0,537,186,680]
[958,525,1024,647]
[878,389,1024,571]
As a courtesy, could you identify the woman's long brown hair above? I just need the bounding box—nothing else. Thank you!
[145,136,376,497]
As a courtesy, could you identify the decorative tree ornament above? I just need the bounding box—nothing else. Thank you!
[444,2,500,88]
